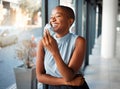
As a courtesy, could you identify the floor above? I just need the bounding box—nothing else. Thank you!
[84,31,120,89]
[7,31,120,89]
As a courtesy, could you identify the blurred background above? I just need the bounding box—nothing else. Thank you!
[0,0,120,89]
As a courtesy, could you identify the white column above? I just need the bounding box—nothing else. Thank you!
[101,0,118,58]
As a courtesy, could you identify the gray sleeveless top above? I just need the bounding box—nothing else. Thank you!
[44,33,80,77]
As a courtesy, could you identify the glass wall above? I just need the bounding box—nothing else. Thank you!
[0,0,42,27]
[60,0,75,9]
[0,0,42,89]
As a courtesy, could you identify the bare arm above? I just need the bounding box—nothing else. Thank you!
[36,40,65,85]
[36,39,84,86]
[42,30,86,82]
[52,36,86,82]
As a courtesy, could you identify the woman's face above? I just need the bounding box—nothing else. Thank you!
[50,7,72,35]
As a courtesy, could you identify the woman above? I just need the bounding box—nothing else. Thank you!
[36,5,89,89]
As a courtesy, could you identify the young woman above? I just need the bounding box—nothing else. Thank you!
[36,5,89,89]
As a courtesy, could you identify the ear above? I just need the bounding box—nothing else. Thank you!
[69,19,74,26]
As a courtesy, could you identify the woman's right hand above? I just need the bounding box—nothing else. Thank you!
[42,30,59,54]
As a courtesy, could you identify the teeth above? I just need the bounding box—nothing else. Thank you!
[52,24,57,27]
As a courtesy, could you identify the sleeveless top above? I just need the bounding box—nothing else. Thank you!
[44,33,81,77]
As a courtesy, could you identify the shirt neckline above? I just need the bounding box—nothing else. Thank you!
[53,33,70,43]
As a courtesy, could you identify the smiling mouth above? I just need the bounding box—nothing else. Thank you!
[52,24,58,28]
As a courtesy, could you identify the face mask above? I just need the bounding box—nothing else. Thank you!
[44,23,54,36]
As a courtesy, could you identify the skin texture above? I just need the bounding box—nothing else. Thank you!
[36,6,86,86]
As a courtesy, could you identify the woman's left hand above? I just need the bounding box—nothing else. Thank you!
[42,30,59,55]
[66,75,84,86]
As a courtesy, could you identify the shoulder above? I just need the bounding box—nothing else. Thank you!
[38,39,44,51]
[69,33,86,43]
[69,33,86,48]
[76,36,86,42]
[75,36,86,47]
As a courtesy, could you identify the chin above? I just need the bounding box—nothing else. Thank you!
[53,28,58,31]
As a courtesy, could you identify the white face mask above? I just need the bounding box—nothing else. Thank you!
[44,23,55,36]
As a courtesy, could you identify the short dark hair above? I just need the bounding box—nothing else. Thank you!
[56,5,75,20]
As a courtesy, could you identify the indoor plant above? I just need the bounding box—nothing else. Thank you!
[14,36,37,89]
[15,37,36,68]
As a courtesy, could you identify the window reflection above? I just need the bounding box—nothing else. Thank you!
[0,0,42,27]
[0,0,42,89]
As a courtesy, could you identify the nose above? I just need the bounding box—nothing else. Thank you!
[50,17,56,22]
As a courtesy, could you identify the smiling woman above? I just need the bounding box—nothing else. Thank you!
[36,5,89,89]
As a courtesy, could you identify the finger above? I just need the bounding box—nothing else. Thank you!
[42,37,46,46]
[44,30,50,45]
[46,30,50,36]
[44,29,47,36]
[46,30,52,42]
[81,77,85,85]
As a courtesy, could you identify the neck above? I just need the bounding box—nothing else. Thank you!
[55,31,69,38]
